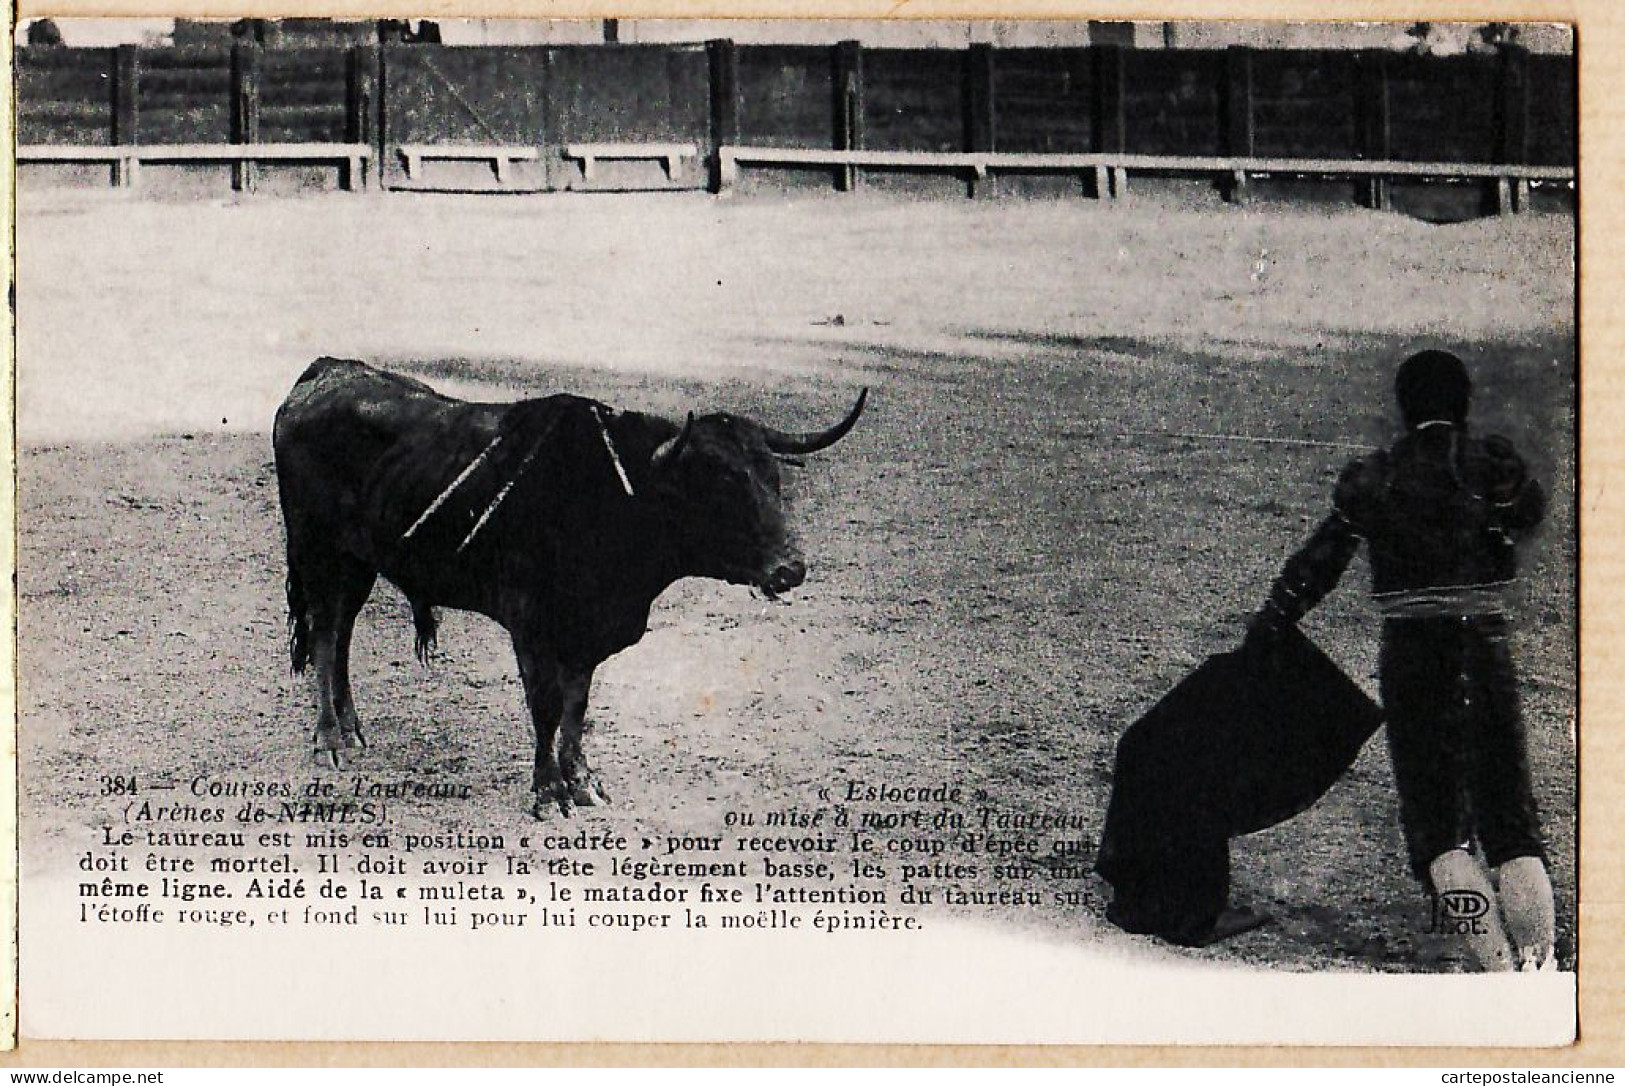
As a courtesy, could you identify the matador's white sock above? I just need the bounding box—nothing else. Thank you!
[1496,855,1557,972]
[1429,848,1515,972]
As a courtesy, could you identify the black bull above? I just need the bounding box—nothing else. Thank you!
[273,358,867,817]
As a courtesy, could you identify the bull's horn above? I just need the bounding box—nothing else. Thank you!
[652,412,695,470]
[762,388,868,455]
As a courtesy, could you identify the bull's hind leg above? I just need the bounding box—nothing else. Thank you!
[513,634,570,818]
[301,554,376,767]
[559,665,611,808]
[330,571,377,751]
[410,599,439,664]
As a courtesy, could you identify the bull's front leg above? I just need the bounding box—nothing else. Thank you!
[512,633,570,819]
[309,624,348,767]
[558,665,611,808]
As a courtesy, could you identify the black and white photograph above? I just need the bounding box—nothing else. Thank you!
[13,13,1579,1045]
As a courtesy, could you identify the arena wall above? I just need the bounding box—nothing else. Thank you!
[14,39,1576,209]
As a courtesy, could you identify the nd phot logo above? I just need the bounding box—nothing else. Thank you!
[1426,889,1493,935]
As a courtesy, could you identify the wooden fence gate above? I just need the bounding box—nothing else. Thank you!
[379,43,711,193]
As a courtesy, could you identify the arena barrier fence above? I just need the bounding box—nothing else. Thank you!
[15,39,1576,211]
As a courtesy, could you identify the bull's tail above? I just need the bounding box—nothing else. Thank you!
[412,600,439,666]
[286,564,311,675]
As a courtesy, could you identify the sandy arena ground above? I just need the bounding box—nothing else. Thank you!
[16,184,1577,974]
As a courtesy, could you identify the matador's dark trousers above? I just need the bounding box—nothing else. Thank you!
[1379,615,1547,884]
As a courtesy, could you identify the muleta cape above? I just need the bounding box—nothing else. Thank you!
[1095,626,1383,945]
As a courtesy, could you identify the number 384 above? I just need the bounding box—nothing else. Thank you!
[99,775,138,796]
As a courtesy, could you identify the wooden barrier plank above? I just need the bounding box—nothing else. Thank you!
[1093,44,1124,199]
[20,142,369,159]
[865,48,964,156]
[34,140,1561,186]
[708,39,740,194]
[538,48,560,192]
[398,142,542,184]
[19,146,128,160]
[1525,52,1576,168]
[1121,48,1226,159]
[734,45,832,152]
[564,142,698,181]
[18,142,373,193]
[18,41,1574,207]
[140,46,231,71]
[545,44,708,182]
[991,47,1091,158]
[1359,50,1392,210]
[377,47,394,189]
[1223,47,1254,204]
[17,46,116,71]
[1250,50,1360,160]
[345,46,376,191]
[230,45,260,192]
[1496,45,1530,215]
[834,41,863,192]
[113,46,139,186]
[966,44,997,198]
[715,144,1574,208]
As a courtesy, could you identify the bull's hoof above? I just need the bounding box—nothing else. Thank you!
[338,712,367,750]
[570,775,611,808]
[315,722,362,767]
[532,785,575,820]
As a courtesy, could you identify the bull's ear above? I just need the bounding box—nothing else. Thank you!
[651,412,695,471]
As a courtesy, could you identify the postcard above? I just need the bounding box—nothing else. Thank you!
[12,15,1579,1046]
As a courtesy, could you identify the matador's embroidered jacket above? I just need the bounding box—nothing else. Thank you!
[1267,427,1545,622]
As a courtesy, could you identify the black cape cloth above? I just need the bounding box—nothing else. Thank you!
[1095,626,1383,945]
